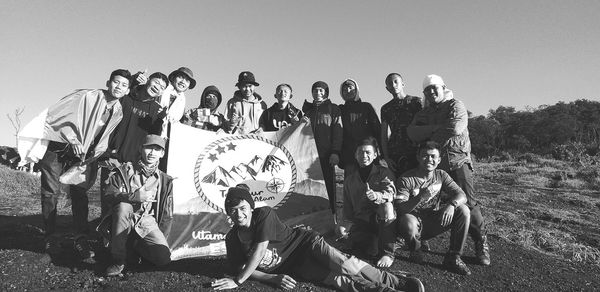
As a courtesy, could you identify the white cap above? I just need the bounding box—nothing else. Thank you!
[422,74,445,89]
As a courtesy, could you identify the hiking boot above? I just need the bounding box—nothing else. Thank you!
[44,237,61,254]
[73,237,95,260]
[409,249,423,263]
[475,235,491,266]
[106,262,125,277]
[421,240,430,251]
[443,254,471,275]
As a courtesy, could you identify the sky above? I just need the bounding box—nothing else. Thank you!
[1,0,599,147]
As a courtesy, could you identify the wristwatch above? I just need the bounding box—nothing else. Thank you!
[450,200,458,208]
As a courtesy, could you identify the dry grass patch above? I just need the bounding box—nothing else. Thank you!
[476,157,600,266]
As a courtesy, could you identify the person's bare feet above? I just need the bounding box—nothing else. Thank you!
[376,255,394,268]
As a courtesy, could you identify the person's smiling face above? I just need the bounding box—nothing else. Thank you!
[227,199,253,228]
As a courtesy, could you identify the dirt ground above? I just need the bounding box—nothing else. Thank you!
[1,168,600,291]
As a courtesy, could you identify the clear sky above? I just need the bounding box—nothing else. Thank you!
[1,0,599,147]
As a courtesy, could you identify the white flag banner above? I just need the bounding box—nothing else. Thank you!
[166,121,332,260]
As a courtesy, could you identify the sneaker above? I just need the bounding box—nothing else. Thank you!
[443,254,471,275]
[106,263,125,277]
[73,237,95,260]
[421,240,430,251]
[475,235,491,266]
[44,237,61,254]
[409,249,423,263]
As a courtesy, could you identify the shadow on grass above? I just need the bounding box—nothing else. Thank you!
[0,214,233,279]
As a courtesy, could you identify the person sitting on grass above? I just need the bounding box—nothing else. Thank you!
[395,141,472,275]
[99,134,173,277]
[211,187,425,292]
[338,136,398,268]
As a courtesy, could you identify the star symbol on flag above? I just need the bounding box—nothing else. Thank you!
[227,142,237,151]
[216,145,225,154]
[208,153,218,162]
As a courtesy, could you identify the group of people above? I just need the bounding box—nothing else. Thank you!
[25,66,490,291]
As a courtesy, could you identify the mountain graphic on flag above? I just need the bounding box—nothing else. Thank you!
[201,166,236,187]
[230,163,259,181]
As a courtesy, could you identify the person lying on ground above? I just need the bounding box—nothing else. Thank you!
[211,187,425,292]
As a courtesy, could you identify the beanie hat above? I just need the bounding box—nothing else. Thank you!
[225,187,255,210]
[422,74,445,89]
[311,81,329,99]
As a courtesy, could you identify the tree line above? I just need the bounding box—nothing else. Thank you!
[468,99,600,161]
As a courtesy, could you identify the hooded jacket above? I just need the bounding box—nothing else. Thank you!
[181,85,225,132]
[407,90,472,171]
[338,79,382,169]
[302,99,343,158]
[224,91,268,134]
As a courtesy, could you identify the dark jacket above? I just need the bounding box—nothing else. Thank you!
[102,162,174,238]
[180,85,225,132]
[109,89,164,163]
[339,99,381,168]
[302,99,343,158]
[407,95,471,172]
[259,102,303,132]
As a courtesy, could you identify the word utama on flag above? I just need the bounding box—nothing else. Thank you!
[167,122,332,260]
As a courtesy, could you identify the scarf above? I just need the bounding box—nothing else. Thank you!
[136,160,159,178]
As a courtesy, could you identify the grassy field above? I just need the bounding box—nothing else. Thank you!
[1,157,599,291]
[2,155,599,266]
[474,154,600,266]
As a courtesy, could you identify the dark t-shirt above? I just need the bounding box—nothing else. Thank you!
[396,168,464,213]
[225,207,316,273]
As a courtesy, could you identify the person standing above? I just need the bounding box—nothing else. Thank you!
[380,73,422,176]
[19,69,132,260]
[339,79,381,176]
[302,81,343,217]
[259,83,303,132]
[180,85,225,132]
[407,74,490,266]
[224,71,268,134]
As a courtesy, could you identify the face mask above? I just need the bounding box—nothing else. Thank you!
[204,95,219,110]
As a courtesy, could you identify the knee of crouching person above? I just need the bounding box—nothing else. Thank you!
[397,214,418,236]
[113,202,134,216]
[454,204,470,219]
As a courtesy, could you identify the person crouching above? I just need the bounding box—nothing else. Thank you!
[100,134,173,276]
